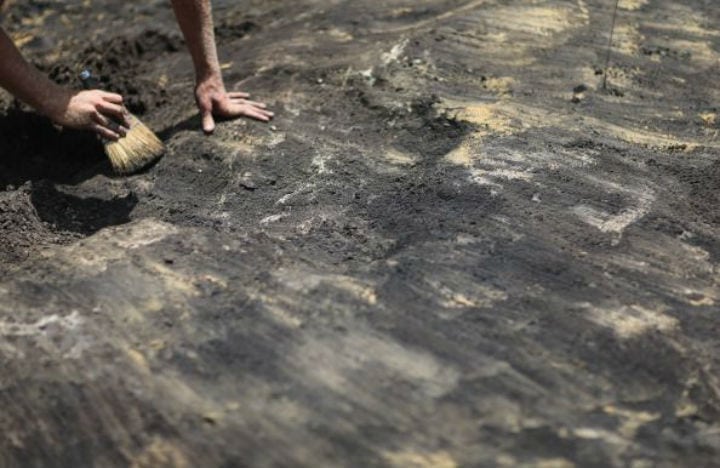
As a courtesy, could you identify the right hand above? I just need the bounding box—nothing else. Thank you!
[48,89,131,140]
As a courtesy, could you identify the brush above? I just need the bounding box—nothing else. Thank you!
[79,70,165,174]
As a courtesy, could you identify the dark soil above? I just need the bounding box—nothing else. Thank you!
[1,0,720,467]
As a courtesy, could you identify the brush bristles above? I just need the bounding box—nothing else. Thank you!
[104,115,165,174]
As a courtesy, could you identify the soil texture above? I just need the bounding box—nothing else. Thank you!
[1,0,720,466]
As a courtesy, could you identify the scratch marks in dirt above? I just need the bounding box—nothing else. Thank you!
[274,267,378,306]
[0,310,83,337]
[384,147,420,169]
[381,38,410,66]
[573,178,655,235]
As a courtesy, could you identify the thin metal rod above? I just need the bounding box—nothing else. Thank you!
[602,0,621,90]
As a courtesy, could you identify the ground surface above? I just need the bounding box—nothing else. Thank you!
[1,0,719,466]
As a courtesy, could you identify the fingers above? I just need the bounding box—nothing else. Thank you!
[239,105,273,122]
[91,123,121,141]
[249,113,271,122]
[196,91,273,133]
[93,111,128,138]
[201,108,216,134]
[253,106,274,119]
[224,101,275,121]
[231,98,268,109]
[97,101,130,127]
[99,91,124,104]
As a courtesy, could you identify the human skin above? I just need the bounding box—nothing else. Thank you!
[0,0,272,137]
[170,0,273,134]
[0,27,129,140]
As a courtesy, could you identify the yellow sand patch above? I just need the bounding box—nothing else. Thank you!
[484,76,515,95]
[274,268,378,305]
[326,28,353,42]
[148,262,199,297]
[11,32,36,48]
[644,7,720,39]
[443,98,718,150]
[674,39,718,67]
[684,288,716,307]
[589,116,701,149]
[247,291,304,328]
[131,438,189,468]
[444,101,515,134]
[384,450,457,468]
[619,0,649,10]
[444,142,475,167]
[126,348,151,375]
[438,286,507,309]
[142,296,164,312]
[20,9,50,26]
[582,303,678,339]
[613,24,644,56]
[333,277,378,305]
[536,459,575,468]
[699,112,717,127]
[386,148,418,166]
[390,7,414,17]
[497,6,577,36]
[40,219,178,272]
[689,296,714,307]
[298,329,460,398]
[438,100,520,169]
[603,405,659,438]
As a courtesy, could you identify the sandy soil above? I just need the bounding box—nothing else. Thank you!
[1,0,720,466]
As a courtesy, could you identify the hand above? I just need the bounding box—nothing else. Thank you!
[48,89,130,140]
[195,75,274,134]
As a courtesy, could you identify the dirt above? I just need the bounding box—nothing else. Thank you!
[1,0,720,466]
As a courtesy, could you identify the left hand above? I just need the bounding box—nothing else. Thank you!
[195,75,274,134]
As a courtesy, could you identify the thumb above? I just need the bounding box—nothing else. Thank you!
[201,108,215,134]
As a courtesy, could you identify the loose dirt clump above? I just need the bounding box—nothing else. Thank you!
[44,30,183,115]
[0,184,78,268]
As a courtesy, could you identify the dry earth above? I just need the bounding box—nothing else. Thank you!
[1,0,720,466]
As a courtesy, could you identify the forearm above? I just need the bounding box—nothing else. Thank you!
[0,27,65,117]
[170,0,272,132]
[170,0,221,81]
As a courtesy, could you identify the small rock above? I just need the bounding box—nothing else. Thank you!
[238,172,258,190]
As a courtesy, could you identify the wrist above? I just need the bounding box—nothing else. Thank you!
[195,72,225,95]
[195,64,222,84]
[38,86,72,124]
